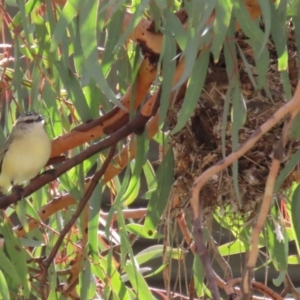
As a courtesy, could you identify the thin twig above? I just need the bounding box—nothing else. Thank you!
[193,210,221,299]
[43,144,116,267]
[208,236,233,282]
[39,145,116,298]
[242,84,300,297]
[282,274,300,300]
[241,143,282,297]
[190,81,300,298]
[191,81,300,220]
[226,278,283,300]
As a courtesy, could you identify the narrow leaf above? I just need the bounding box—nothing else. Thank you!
[212,0,233,62]
[2,222,30,297]
[264,215,287,272]
[124,263,153,300]
[50,0,81,51]
[172,50,210,133]
[54,61,92,121]
[79,0,120,107]
[144,148,174,232]
[0,269,9,300]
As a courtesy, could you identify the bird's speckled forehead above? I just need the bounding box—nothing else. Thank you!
[16,112,44,124]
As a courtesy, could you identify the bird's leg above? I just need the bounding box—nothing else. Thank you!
[12,184,25,199]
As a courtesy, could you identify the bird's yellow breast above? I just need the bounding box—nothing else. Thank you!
[0,128,51,193]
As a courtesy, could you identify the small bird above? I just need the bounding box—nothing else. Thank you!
[0,112,52,194]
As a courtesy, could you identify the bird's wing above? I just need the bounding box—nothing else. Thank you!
[0,137,11,174]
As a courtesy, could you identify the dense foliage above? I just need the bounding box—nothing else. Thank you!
[1,0,300,299]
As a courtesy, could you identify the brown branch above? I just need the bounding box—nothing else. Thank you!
[50,56,157,157]
[282,274,300,299]
[48,0,272,158]
[208,236,233,282]
[55,185,96,298]
[241,143,283,298]
[57,251,84,299]
[177,209,272,299]
[226,278,283,300]
[13,82,187,238]
[190,81,300,298]
[242,89,300,297]
[193,215,221,299]
[8,0,272,164]
[12,56,187,237]
[0,93,160,209]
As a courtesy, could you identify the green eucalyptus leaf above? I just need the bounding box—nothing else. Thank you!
[144,148,174,232]
[79,0,121,107]
[212,0,233,62]
[273,271,286,287]
[124,262,154,299]
[159,31,177,126]
[264,215,287,272]
[0,249,21,286]
[2,222,30,298]
[50,0,81,51]
[54,61,92,121]
[193,254,204,298]
[275,149,300,191]
[101,9,125,76]
[126,224,163,239]
[172,50,210,134]
[0,269,9,300]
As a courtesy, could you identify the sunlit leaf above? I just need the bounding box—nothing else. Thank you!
[12,0,42,26]
[124,263,154,299]
[143,263,167,278]
[136,245,185,265]
[0,269,9,300]
[264,210,287,272]
[50,0,81,51]
[218,240,247,256]
[126,224,163,239]
[54,62,92,121]
[123,133,148,205]
[288,255,300,264]
[212,0,233,62]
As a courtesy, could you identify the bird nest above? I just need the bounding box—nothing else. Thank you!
[168,29,300,216]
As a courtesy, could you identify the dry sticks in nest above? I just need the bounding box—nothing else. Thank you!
[190,82,300,299]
